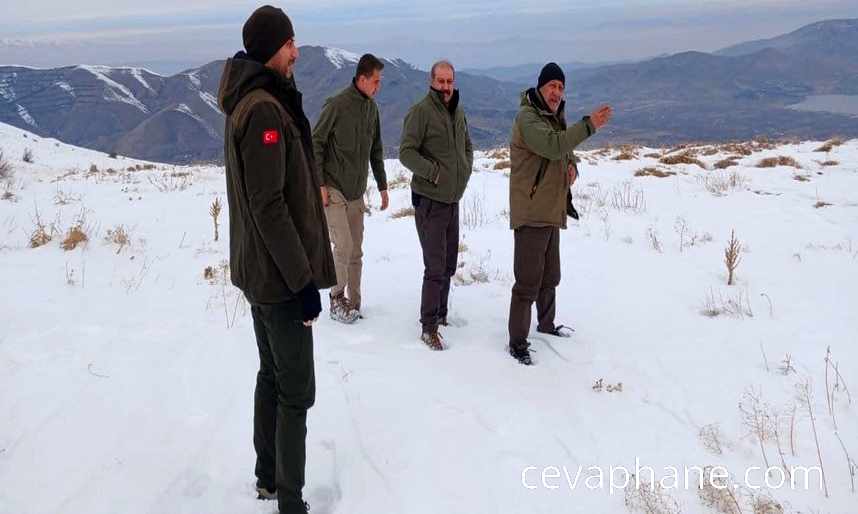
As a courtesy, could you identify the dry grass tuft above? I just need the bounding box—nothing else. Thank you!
[61,224,89,251]
[818,160,839,167]
[756,156,801,169]
[624,474,681,514]
[104,225,131,254]
[487,148,509,160]
[814,138,843,153]
[660,152,706,169]
[386,170,410,190]
[389,206,416,219]
[699,171,748,196]
[493,160,511,170]
[714,157,740,169]
[814,201,833,209]
[696,466,743,514]
[634,167,676,178]
[0,150,12,179]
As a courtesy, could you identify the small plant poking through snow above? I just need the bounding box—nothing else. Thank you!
[696,466,743,514]
[699,171,748,196]
[386,170,410,189]
[750,493,784,514]
[29,206,54,248]
[698,424,726,455]
[104,225,131,254]
[493,160,511,170]
[389,206,415,219]
[701,287,754,319]
[724,230,742,286]
[61,223,89,251]
[210,197,222,242]
[22,148,34,164]
[624,474,681,514]
[756,156,801,169]
[0,150,12,179]
[461,191,488,229]
[714,157,740,169]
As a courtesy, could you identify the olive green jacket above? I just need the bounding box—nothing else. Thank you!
[509,88,595,230]
[312,82,387,201]
[399,89,474,204]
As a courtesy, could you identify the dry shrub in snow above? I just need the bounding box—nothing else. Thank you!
[699,171,748,196]
[814,138,842,153]
[29,208,54,248]
[487,148,509,160]
[61,224,89,251]
[698,424,726,455]
[696,466,743,514]
[210,197,222,242]
[461,192,488,229]
[660,152,706,169]
[493,160,511,170]
[724,230,742,285]
[818,160,838,167]
[624,474,681,514]
[714,157,740,169]
[104,225,131,254]
[756,156,801,169]
[22,148,34,163]
[148,173,192,192]
[0,150,12,179]
[389,206,415,219]
[751,493,784,514]
[386,170,410,189]
[610,181,646,213]
[635,167,675,178]
[614,145,640,161]
[701,287,753,319]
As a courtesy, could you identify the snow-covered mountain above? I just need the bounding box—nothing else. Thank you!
[0,46,520,164]
[1,122,857,513]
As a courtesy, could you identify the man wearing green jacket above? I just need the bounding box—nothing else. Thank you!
[312,54,388,323]
[507,62,612,365]
[400,60,473,351]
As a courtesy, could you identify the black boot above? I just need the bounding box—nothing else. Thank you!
[509,338,533,365]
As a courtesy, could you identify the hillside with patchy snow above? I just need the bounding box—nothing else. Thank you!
[1,122,857,514]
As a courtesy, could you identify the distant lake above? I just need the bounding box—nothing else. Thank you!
[789,95,858,117]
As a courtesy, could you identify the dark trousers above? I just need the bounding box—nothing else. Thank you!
[508,226,561,343]
[251,300,315,514]
[413,193,459,333]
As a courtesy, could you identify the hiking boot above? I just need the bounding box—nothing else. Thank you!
[330,293,359,324]
[509,339,533,365]
[537,324,574,338]
[256,486,276,501]
[420,329,446,351]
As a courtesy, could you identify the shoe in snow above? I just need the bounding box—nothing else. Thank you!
[421,330,446,351]
[329,294,360,324]
[537,324,574,338]
[509,339,533,365]
[256,486,276,501]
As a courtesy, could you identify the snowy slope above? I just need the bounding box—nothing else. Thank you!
[1,123,857,514]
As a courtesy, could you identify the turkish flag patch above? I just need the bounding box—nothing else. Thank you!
[262,130,279,145]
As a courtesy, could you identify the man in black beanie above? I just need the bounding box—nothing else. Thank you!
[217,6,336,513]
[506,62,612,365]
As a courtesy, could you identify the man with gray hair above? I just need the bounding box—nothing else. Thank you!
[399,60,473,351]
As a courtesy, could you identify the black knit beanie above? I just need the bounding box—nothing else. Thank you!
[243,6,295,64]
[537,62,565,90]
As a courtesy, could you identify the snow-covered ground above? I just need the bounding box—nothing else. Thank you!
[1,122,857,514]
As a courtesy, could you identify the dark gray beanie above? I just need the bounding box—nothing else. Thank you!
[243,5,295,64]
[537,62,565,89]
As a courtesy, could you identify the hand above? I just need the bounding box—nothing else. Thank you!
[297,282,322,323]
[589,105,613,130]
[380,190,390,211]
[567,163,578,186]
[320,186,329,207]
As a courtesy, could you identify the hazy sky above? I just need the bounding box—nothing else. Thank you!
[1,0,855,73]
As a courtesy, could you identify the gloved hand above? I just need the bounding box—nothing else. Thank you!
[297,282,321,323]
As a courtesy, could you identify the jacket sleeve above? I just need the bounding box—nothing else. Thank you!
[370,108,388,191]
[240,102,313,293]
[464,114,474,172]
[399,105,439,183]
[311,99,337,186]
[518,110,595,161]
